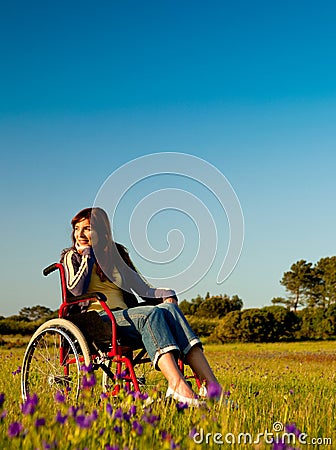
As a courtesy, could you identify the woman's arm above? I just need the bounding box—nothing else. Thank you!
[62,247,94,296]
[123,262,178,303]
[116,244,178,305]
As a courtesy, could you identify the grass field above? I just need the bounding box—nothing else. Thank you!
[0,341,335,449]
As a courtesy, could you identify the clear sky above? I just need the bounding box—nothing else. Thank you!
[1,0,336,316]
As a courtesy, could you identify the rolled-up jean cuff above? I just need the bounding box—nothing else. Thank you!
[153,339,202,370]
[183,338,203,356]
[153,345,180,370]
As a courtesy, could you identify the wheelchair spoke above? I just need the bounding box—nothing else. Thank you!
[21,321,91,404]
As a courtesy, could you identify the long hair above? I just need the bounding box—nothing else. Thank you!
[70,207,134,282]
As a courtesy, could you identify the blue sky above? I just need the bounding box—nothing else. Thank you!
[1,0,336,316]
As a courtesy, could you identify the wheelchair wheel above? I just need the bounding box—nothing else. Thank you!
[21,319,91,402]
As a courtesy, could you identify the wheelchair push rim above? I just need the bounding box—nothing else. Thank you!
[21,319,91,402]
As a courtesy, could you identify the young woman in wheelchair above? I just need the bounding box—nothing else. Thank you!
[61,207,221,406]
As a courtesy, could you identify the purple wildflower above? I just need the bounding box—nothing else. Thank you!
[106,403,113,416]
[0,410,7,421]
[80,363,93,373]
[189,428,198,438]
[272,443,287,450]
[35,417,46,428]
[114,407,123,419]
[12,366,22,376]
[105,446,119,450]
[81,373,96,389]
[285,423,301,437]
[89,409,98,421]
[8,421,23,438]
[56,411,68,424]
[129,404,137,416]
[115,369,128,380]
[289,389,294,395]
[131,391,148,401]
[132,420,143,436]
[207,382,222,399]
[67,405,79,417]
[76,414,92,429]
[142,413,160,425]
[42,440,58,449]
[21,393,38,415]
[123,412,131,422]
[113,425,122,434]
[161,431,180,449]
[99,428,105,436]
[176,402,189,412]
[0,393,5,408]
[54,391,65,403]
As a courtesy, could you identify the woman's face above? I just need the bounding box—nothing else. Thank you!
[74,218,98,248]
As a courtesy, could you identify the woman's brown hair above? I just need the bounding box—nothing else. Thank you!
[70,207,135,282]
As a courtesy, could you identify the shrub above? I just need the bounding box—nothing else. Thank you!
[184,316,218,338]
[210,306,300,343]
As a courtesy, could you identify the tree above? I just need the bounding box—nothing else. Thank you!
[196,294,244,319]
[179,293,243,317]
[179,300,193,315]
[280,260,314,311]
[19,305,55,322]
[310,257,336,308]
[271,297,291,308]
[296,303,336,340]
[196,295,231,318]
[211,306,300,343]
[230,295,244,311]
[239,309,274,342]
[262,306,300,341]
[179,295,204,315]
[210,310,242,343]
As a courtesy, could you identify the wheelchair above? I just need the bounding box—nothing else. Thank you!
[21,263,200,402]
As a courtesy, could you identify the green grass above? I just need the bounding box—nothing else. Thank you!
[0,342,335,449]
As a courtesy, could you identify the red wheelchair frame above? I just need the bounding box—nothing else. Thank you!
[44,262,151,393]
[21,262,200,401]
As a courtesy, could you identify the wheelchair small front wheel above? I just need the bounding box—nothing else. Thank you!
[21,319,91,402]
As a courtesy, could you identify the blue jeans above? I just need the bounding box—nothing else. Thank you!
[99,303,201,369]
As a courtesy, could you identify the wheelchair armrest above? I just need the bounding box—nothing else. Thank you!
[66,292,107,303]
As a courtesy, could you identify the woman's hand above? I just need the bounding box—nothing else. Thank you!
[75,242,91,254]
[163,297,178,305]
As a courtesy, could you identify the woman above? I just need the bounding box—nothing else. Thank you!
[61,207,221,406]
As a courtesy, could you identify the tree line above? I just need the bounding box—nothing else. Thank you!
[1,256,335,343]
[273,257,336,310]
[179,256,336,343]
[0,306,57,337]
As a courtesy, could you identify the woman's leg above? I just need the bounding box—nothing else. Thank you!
[156,303,202,357]
[157,352,197,398]
[111,306,181,367]
[111,306,202,400]
[101,306,216,400]
[157,304,221,393]
[185,346,221,388]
